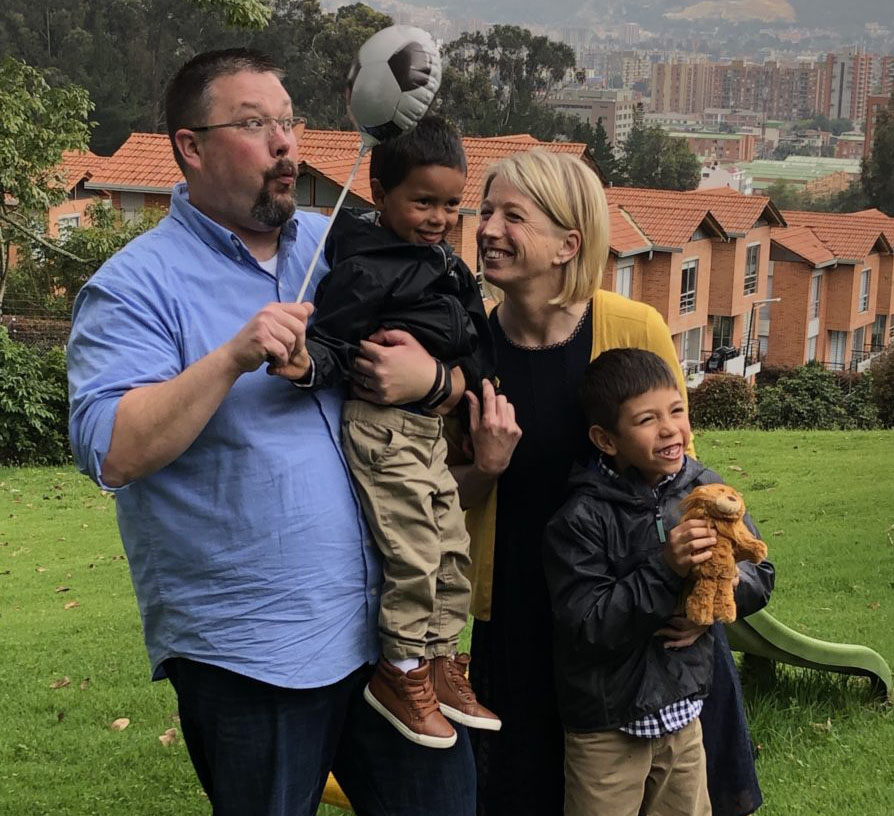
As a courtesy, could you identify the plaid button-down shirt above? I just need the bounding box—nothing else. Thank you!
[595,456,704,738]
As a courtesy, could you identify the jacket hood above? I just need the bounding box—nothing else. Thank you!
[325,208,455,269]
[566,455,708,508]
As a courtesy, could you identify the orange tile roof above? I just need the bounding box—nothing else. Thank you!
[782,210,892,260]
[846,208,894,246]
[86,133,183,192]
[770,225,837,267]
[605,189,724,249]
[605,186,784,236]
[608,204,651,256]
[299,130,590,210]
[57,150,104,190]
[298,127,365,159]
[84,129,591,211]
[299,155,374,203]
[696,186,741,196]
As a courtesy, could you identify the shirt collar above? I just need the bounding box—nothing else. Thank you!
[168,182,298,266]
[596,453,684,497]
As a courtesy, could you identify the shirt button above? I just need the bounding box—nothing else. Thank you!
[370,587,378,596]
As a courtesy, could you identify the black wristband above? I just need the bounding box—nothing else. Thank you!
[420,360,446,407]
[425,361,453,410]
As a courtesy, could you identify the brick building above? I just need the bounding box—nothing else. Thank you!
[769,211,894,369]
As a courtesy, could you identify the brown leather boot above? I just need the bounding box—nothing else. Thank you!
[364,658,457,748]
[432,653,502,731]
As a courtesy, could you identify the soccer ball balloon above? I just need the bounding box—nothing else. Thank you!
[347,25,442,147]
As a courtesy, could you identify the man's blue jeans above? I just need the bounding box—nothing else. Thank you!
[165,658,475,816]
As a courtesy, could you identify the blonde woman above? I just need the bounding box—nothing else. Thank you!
[454,150,773,816]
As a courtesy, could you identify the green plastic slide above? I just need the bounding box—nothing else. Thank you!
[726,608,892,701]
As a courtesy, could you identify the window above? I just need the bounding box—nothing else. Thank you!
[827,330,847,370]
[806,335,817,362]
[57,214,80,237]
[711,315,734,349]
[615,259,633,298]
[852,326,866,365]
[744,243,759,295]
[810,273,822,319]
[871,315,886,351]
[859,268,871,312]
[681,327,703,374]
[680,259,698,314]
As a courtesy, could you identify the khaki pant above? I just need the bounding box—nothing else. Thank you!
[341,400,471,661]
[564,718,711,816]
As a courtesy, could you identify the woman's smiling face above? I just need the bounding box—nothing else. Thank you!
[476,175,572,294]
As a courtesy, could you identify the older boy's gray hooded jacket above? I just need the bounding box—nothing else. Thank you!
[543,456,774,732]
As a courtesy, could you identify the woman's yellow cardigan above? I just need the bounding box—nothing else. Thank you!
[466,289,694,621]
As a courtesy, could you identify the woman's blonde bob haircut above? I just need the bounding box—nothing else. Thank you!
[481,148,610,307]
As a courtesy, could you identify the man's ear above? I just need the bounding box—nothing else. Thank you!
[553,228,582,266]
[370,178,386,210]
[174,128,202,173]
[588,424,617,456]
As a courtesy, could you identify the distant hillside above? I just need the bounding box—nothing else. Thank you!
[665,1,795,24]
[387,0,893,30]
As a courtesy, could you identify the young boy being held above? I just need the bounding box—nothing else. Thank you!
[543,348,770,816]
[301,116,500,748]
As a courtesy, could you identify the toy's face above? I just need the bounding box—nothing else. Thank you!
[711,488,744,519]
[689,483,745,520]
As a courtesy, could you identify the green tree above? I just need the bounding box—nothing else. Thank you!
[620,105,700,191]
[8,201,164,315]
[590,117,621,185]
[764,180,807,210]
[0,325,70,464]
[439,25,576,136]
[862,91,894,216]
[299,2,391,128]
[189,0,273,28]
[0,56,92,310]
[0,0,232,153]
[869,347,894,427]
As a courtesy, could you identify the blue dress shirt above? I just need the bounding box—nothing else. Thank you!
[68,183,381,688]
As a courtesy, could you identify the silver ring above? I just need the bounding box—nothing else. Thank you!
[361,375,369,389]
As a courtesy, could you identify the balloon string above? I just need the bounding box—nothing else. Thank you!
[296,143,371,303]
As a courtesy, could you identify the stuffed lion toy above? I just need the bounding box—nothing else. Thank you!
[679,483,768,626]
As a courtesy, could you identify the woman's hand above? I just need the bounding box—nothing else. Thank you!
[655,616,710,649]
[664,518,716,578]
[353,328,439,405]
[465,379,522,477]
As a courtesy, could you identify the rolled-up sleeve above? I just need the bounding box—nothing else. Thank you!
[68,257,183,488]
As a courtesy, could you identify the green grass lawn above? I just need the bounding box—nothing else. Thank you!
[1,430,893,814]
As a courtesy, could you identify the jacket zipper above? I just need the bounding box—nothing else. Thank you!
[655,504,667,544]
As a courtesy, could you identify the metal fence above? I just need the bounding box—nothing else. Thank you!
[0,313,71,351]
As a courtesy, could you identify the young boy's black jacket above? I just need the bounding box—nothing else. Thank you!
[543,456,774,733]
[305,209,495,395]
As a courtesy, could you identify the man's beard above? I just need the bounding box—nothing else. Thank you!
[251,160,297,227]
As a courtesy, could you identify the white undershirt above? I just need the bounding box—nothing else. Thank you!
[256,255,278,277]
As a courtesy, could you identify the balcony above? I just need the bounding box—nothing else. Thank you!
[683,357,706,387]
[850,343,886,373]
[820,344,885,373]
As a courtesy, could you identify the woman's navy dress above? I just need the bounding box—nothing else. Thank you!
[470,307,763,816]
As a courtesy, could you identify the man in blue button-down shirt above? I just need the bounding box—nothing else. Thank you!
[67,49,474,816]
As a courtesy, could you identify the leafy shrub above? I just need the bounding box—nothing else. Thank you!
[0,326,70,465]
[688,373,756,429]
[870,346,894,427]
[754,364,795,389]
[838,369,880,429]
[756,362,853,430]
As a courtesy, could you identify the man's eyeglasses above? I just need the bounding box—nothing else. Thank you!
[188,116,306,138]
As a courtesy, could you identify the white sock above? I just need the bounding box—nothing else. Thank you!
[390,657,421,673]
